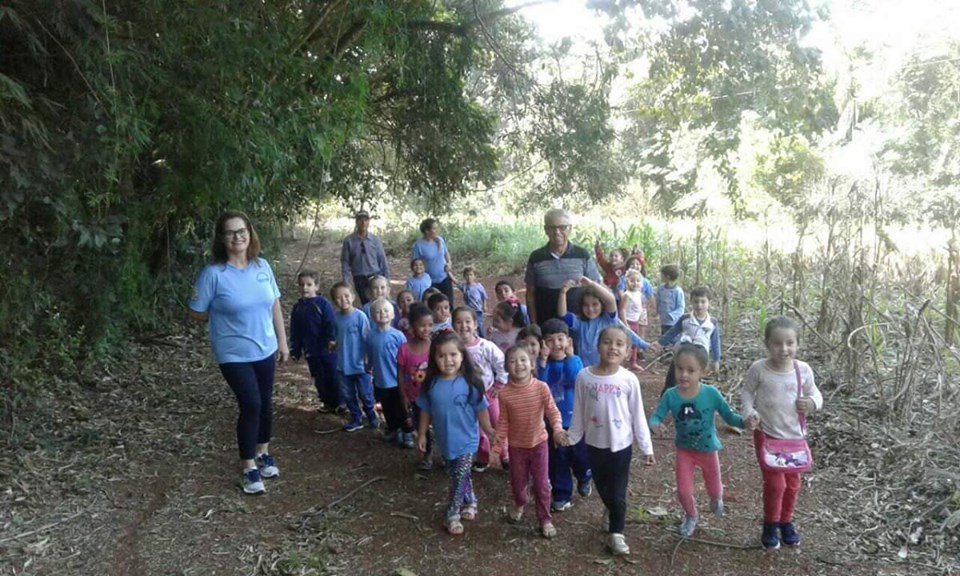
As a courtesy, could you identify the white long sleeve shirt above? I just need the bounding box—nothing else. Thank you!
[566,367,653,455]
[465,337,508,391]
[741,359,823,440]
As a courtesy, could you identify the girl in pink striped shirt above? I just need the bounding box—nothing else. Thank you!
[495,345,565,538]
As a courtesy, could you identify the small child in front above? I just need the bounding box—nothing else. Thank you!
[289,270,341,413]
[649,343,744,538]
[619,269,651,371]
[456,266,488,337]
[538,319,590,512]
[742,316,823,549]
[416,331,497,536]
[330,282,379,432]
[366,298,412,447]
[656,264,685,336]
[565,325,655,556]
[658,286,721,395]
[453,306,508,472]
[495,345,565,539]
[406,258,432,303]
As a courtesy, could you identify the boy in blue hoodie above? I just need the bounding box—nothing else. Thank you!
[290,270,342,413]
[537,318,592,512]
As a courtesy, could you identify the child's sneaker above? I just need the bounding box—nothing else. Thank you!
[368,416,381,429]
[254,453,279,479]
[577,479,593,497]
[779,522,801,546]
[500,459,510,471]
[317,403,332,414]
[551,500,573,512]
[679,514,698,537]
[471,462,488,473]
[762,522,781,549]
[343,419,363,432]
[241,468,265,495]
[607,533,630,555]
[402,432,415,449]
[541,521,557,539]
[710,499,724,516]
[508,506,523,524]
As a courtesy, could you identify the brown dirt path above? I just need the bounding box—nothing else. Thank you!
[0,232,924,576]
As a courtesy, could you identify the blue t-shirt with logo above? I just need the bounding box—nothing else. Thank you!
[416,376,489,460]
[366,326,407,389]
[334,309,370,375]
[190,259,281,364]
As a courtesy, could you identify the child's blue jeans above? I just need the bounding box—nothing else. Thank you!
[338,371,376,423]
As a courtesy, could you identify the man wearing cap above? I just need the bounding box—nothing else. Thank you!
[341,210,390,305]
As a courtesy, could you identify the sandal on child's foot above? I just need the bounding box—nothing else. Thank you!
[445,518,464,536]
[541,522,558,539]
[460,504,478,521]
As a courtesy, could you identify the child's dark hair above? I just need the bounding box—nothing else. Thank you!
[625,256,646,277]
[764,316,800,344]
[660,264,681,282]
[689,286,712,300]
[329,281,353,300]
[517,324,542,342]
[541,318,569,337]
[505,344,533,366]
[422,287,442,303]
[426,292,449,311]
[396,289,414,303]
[494,300,527,328]
[495,279,515,292]
[410,258,424,271]
[674,342,708,369]
[452,305,477,324]
[297,269,320,283]
[463,265,477,277]
[598,324,631,344]
[408,302,433,324]
[422,330,485,402]
[613,247,629,262]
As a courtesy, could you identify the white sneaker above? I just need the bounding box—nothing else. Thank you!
[607,533,630,555]
[254,453,279,479]
[241,468,265,495]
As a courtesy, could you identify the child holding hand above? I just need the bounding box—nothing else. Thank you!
[565,325,655,556]
[416,331,497,536]
[649,343,744,538]
[495,345,565,539]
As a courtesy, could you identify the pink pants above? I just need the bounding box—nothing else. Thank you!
[509,442,551,523]
[753,430,802,523]
[476,394,505,464]
[675,448,723,518]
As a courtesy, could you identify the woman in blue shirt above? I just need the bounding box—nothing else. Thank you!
[412,218,454,305]
[189,211,290,496]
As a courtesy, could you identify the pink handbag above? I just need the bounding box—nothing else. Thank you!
[758,361,813,474]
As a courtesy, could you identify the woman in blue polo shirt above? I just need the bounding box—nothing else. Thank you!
[189,210,290,495]
[412,218,454,305]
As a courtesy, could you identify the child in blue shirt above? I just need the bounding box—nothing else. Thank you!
[537,318,590,512]
[453,266,488,337]
[366,298,412,447]
[290,270,341,413]
[650,344,744,538]
[656,264,685,336]
[559,277,651,367]
[405,259,433,303]
[330,282,378,432]
[416,331,497,536]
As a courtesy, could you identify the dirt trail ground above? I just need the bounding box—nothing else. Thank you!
[0,234,935,575]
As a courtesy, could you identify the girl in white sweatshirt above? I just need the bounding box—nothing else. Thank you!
[565,324,655,557]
